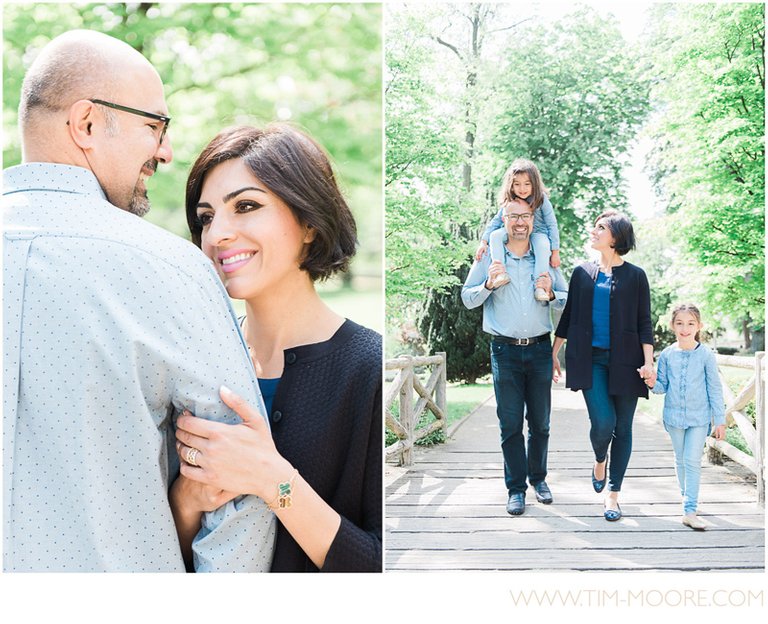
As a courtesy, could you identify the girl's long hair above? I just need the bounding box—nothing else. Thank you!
[498,158,547,210]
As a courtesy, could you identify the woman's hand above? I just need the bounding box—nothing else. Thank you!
[551,336,565,383]
[176,386,294,501]
[637,363,655,386]
[552,354,562,383]
[713,424,726,441]
[475,239,489,261]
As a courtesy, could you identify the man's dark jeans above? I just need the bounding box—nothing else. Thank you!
[490,338,551,495]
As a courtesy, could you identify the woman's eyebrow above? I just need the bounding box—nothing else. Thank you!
[223,186,267,203]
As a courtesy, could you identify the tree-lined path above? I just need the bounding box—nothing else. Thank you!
[385,383,764,572]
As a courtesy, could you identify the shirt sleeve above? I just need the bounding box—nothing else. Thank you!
[703,349,726,426]
[554,267,578,338]
[461,253,493,309]
[637,267,654,346]
[158,256,276,572]
[481,207,504,243]
[538,196,560,250]
[651,350,668,395]
[321,383,382,572]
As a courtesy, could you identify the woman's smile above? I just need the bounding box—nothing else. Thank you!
[218,248,257,273]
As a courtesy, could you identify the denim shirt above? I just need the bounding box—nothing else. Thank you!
[652,343,726,428]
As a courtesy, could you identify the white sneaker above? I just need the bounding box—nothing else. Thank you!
[682,513,707,531]
[491,272,511,288]
[534,287,549,302]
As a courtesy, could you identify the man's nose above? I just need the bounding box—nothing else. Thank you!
[155,132,173,165]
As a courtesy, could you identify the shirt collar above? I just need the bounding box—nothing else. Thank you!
[3,163,107,201]
[501,233,533,259]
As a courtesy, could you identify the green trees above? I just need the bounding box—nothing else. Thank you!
[386,3,651,380]
[3,2,381,280]
[645,2,765,335]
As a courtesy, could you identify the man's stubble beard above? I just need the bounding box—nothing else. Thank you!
[127,159,157,217]
[128,184,150,217]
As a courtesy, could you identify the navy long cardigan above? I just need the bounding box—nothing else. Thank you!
[554,260,653,398]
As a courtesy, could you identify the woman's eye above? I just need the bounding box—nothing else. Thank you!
[196,213,213,227]
[235,200,262,213]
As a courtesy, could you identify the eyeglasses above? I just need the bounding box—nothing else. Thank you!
[89,98,171,145]
[502,212,533,222]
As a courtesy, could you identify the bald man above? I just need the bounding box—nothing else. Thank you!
[3,30,275,572]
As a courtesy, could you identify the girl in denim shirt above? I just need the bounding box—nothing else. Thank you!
[647,304,726,531]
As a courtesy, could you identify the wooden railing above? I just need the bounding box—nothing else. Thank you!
[385,352,447,466]
[706,351,765,505]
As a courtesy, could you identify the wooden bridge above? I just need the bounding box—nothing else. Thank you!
[385,382,764,572]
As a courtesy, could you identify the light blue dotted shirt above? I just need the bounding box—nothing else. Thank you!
[3,163,276,572]
[461,237,567,338]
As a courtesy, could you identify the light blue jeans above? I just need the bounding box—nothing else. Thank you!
[664,423,710,514]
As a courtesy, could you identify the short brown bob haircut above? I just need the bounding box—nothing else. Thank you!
[594,209,636,256]
[185,124,357,282]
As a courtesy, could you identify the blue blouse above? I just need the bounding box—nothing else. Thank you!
[591,271,611,348]
[652,343,726,428]
[258,377,281,416]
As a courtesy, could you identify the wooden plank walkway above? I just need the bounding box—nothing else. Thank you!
[385,384,765,572]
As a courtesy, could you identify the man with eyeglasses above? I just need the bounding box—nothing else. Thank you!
[462,197,568,516]
[3,30,275,571]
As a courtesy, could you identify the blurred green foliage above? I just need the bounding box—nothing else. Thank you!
[644,2,764,327]
[3,2,382,286]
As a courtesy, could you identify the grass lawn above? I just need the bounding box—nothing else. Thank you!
[446,381,494,429]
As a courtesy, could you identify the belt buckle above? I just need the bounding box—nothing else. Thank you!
[518,337,530,346]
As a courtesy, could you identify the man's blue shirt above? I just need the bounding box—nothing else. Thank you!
[461,234,567,337]
[3,163,275,572]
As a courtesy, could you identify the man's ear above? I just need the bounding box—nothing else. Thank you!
[67,100,98,149]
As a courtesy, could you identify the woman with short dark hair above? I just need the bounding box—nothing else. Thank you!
[171,124,382,572]
[552,210,653,522]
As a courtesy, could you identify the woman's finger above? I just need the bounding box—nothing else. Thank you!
[176,427,208,451]
[176,411,226,438]
[219,385,267,429]
[176,441,205,468]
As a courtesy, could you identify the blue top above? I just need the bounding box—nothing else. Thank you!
[652,343,726,428]
[591,271,611,348]
[258,377,281,416]
[3,163,275,572]
[461,235,567,337]
[481,194,560,250]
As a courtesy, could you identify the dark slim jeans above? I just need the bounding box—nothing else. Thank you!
[582,348,638,492]
[490,338,552,495]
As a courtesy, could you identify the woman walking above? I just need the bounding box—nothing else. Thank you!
[552,210,654,521]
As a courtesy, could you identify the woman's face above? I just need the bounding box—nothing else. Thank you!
[195,158,313,300]
[590,218,616,252]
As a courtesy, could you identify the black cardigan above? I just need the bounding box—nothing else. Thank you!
[267,319,382,572]
[554,260,653,398]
